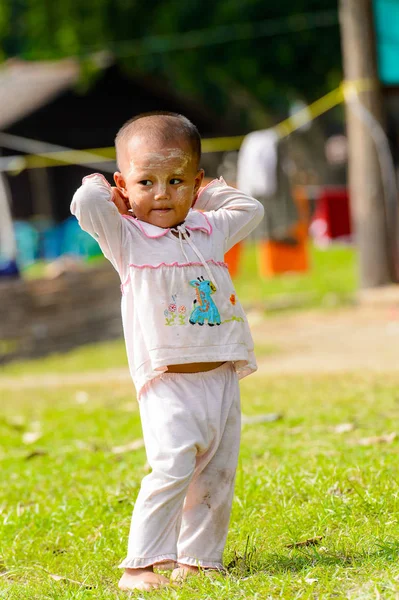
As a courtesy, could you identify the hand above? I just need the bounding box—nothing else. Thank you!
[111,187,130,215]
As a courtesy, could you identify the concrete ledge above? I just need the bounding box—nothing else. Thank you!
[0,262,122,363]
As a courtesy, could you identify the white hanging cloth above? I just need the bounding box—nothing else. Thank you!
[237,129,279,198]
[0,173,16,263]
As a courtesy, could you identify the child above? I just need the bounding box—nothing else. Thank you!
[71,112,264,591]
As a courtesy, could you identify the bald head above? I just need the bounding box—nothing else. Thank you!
[115,112,201,173]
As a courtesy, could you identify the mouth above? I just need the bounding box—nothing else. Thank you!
[152,208,172,214]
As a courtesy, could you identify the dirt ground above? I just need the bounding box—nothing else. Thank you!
[1,303,399,390]
[249,303,399,375]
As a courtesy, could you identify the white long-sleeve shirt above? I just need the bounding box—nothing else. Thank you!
[71,174,264,395]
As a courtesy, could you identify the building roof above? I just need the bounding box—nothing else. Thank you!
[0,58,80,130]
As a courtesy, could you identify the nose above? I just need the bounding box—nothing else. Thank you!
[154,184,170,201]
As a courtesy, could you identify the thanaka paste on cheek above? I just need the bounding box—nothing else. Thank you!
[175,183,193,205]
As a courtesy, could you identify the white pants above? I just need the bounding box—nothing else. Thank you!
[119,362,241,570]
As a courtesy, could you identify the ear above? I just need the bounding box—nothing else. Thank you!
[111,187,130,215]
[189,280,200,287]
[113,172,129,199]
[192,169,205,206]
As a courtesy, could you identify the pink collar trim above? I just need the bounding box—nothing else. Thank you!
[121,209,212,238]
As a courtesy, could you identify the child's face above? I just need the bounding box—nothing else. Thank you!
[114,136,204,229]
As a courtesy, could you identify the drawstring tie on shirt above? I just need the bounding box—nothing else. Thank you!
[173,224,215,285]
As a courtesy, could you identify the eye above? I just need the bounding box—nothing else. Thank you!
[170,178,182,185]
[139,180,152,186]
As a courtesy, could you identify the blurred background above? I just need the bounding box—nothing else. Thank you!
[1,0,399,363]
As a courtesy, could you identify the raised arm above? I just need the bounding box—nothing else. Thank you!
[194,177,264,251]
[70,173,128,276]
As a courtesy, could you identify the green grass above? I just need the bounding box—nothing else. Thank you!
[233,243,357,309]
[21,256,104,281]
[0,339,280,379]
[2,341,399,598]
[0,339,129,377]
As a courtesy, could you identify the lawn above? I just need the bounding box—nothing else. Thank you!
[232,243,357,310]
[2,340,399,599]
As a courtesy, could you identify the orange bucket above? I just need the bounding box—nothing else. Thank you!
[258,228,309,277]
[258,186,310,277]
[225,242,242,278]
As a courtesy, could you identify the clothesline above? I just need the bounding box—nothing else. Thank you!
[0,78,377,174]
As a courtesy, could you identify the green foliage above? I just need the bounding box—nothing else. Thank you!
[2,0,342,126]
[0,1,10,61]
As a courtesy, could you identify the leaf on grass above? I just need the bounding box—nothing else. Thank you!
[241,413,283,425]
[327,484,352,497]
[328,484,343,496]
[74,440,90,451]
[22,431,42,445]
[356,432,396,446]
[75,441,106,453]
[87,524,104,543]
[16,502,38,517]
[287,426,303,435]
[116,497,129,504]
[305,578,318,584]
[0,571,11,579]
[90,443,106,452]
[286,536,323,549]
[334,423,355,434]
[111,439,144,455]
[75,391,89,404]
[5,416,25,430]
[49,573,93,588]
[25,450,48,460]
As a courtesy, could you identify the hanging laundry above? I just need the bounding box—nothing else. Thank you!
[0,174,19,277]
[237,130,298,242]
[237,129,279,198]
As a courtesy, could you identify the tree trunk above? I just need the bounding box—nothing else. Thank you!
[339,0,396,287]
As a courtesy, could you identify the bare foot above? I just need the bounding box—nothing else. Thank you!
[170,564,200,582]
[118,567,170,591]
[171,564,225,583]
